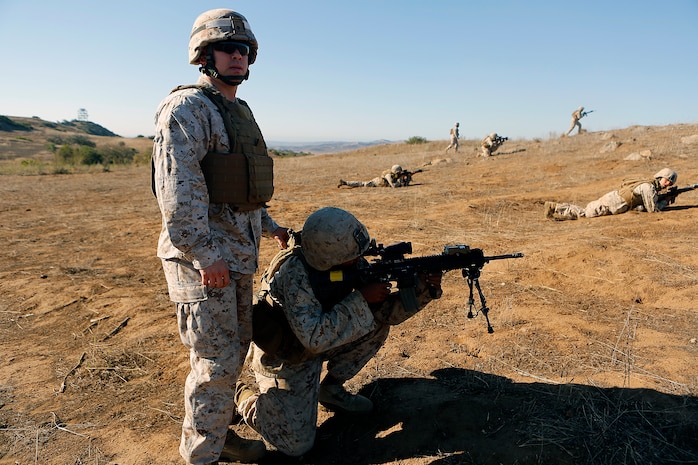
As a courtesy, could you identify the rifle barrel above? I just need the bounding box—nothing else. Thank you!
[486,252,524,261]
[677,183,698,194]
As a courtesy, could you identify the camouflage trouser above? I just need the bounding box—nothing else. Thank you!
[554,191,628,220]
[238,323,390,457]
[445,135,458,152]
[176,273,254,465]
[566,119,581,135]
[345,176,384,187]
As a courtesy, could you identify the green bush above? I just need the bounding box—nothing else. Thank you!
[81,148,103,165]
[65,134,96,147]
[133,150,153,166]
[269,148,312,157]
[406,136,428,145]
[56,144,78,164]
[99,143,137,164]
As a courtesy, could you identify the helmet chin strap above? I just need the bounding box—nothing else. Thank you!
[199,47,249,86]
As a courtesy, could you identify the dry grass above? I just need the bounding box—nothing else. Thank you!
[1,122,697,464]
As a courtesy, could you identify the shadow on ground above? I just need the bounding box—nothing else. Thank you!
[259,368,698,465]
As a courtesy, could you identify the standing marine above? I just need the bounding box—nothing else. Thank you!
[151,9,289,465]
[445,122,460,152]
[564,106,591,136]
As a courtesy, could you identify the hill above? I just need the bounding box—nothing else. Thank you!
[0,115,119,138]
[0,123,697,465]
[0,115,153,164]
[0,115,393,164]
[268,139,396,154]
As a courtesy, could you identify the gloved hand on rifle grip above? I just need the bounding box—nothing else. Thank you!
[665,186,678,204]
[420,271,443,299]
[359,281,392,304]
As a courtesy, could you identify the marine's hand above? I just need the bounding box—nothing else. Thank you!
[200,259,230,288]
[359,282,392,304]
[272,227,290,249]
[419,271,443,299]
[421,271,443,293]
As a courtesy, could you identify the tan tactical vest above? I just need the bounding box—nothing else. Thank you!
[177,84,274,211]
[618,177,653,208]
[381,169,399,184]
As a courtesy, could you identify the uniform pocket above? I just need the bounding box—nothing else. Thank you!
[162,258,208,303]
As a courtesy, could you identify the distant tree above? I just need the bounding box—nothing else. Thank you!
[98,143,137,164]
[406,136,428,145]
[78,145,102,165]
[56,145,77,164]
[65,134,96,147]
[268,148,312,157]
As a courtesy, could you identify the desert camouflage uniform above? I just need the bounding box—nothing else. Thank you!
[343,168,407,188]
[550,177,668,220]
[480,133,503,157]
[565,106,585,136]
[237,255,437,457]
[152,76,281,464]
[445,123,460,152]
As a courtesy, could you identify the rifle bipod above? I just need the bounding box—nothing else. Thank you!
[463,267,494,333]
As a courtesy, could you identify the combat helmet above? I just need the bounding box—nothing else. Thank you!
[301,207,371,271]
[189,9,258,85]
[391,165,403,174]
[654,168,677,185]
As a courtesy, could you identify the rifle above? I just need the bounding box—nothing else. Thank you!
[658,183,698,205]
[355,241,524,333]
[581,110,594,117]
[494,136,509,144]
[399,169,422,185]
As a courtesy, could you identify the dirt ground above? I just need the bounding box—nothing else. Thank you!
[1,123,697,465]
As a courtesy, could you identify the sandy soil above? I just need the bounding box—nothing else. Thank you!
[1,123,697,464]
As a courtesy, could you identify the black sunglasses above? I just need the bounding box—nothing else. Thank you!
[212,41,250,56]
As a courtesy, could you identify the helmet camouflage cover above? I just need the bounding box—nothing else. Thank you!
[301,207,371,271]
[654,168,677,185]
[189,9,258,65]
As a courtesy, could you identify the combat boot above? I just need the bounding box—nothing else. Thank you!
[544,201,557,219]
[318,382,373,414]
[338,179,347,188]
[219,430,266,463]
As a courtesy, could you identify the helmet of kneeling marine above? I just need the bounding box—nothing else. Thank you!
[301,207,371,271]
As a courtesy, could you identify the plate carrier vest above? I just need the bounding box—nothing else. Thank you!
[618,177,656,209]
[152,84,274,211]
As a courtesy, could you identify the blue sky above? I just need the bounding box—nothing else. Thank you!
[1,1,696,142]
